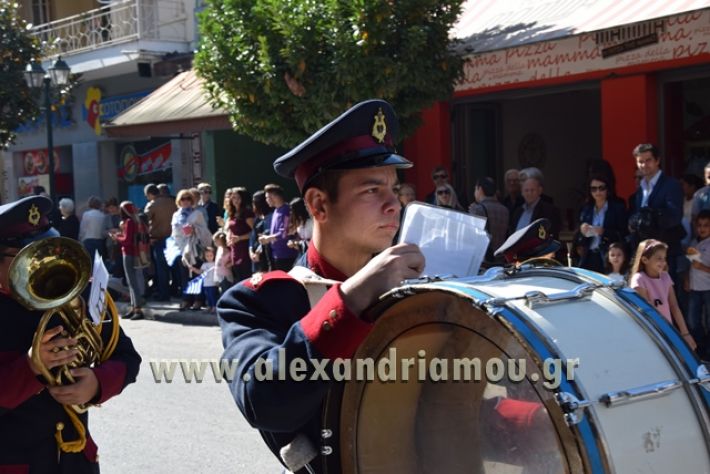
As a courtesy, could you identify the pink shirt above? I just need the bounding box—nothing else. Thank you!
[630,271,673,323]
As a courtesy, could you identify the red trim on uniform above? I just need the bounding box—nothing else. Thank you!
[299,285,373,359]
[0,217,49,239]
[306,244,348,281]
[294,135,393,190]
[0,351,44,409]
[83,434,98,463]
[495,398,542,430]
[0,465,29,474]
[93,360,127,404]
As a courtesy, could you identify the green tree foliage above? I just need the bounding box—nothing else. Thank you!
[0,3,40,149]
[195,0,465,148]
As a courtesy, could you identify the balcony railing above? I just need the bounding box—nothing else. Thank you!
[30,0,188,57]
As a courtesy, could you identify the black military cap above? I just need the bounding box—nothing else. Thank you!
[273,99,413,192]
[0,196,58,248]
[494,218,561,264]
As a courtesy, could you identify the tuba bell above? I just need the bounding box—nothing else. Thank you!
[8,236,121,452]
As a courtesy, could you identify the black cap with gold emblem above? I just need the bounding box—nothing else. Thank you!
[494,218,561,264]
[0,196,59,248]
[273,99,413,192]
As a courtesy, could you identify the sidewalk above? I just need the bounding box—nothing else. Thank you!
[115,298,219,327]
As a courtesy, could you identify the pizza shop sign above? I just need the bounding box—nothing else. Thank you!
[118,142,172,182]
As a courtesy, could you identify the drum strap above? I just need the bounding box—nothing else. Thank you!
[288,265,342,309]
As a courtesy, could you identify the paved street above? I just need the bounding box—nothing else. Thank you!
[90,304,283,474]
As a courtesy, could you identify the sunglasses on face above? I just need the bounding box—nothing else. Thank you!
[437,189,451,195]
[180,197,193,202]
[433,173,447,179]
[590,185,607,192]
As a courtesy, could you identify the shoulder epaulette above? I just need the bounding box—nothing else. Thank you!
[241,270,295,291]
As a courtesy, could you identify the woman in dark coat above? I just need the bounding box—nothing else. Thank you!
[56,198,80,240]
[578,174,628,273]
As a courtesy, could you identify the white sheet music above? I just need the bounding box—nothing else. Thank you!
[88,250,109,325]
[397,202,490,277]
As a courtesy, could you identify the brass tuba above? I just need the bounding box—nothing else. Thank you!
[8,236,121,452]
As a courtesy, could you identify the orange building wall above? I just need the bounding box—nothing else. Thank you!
[600,75,658,202]
[402,102,451,200]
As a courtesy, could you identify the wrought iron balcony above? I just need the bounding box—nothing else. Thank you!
[30,0,188,57]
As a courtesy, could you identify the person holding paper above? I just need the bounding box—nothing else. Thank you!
[0,195,141,473]
[218,99,425,472]
[577,174,627,273]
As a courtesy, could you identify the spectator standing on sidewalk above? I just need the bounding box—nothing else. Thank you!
[249,190,273,273]
[79,196,109,261]
[56,197,79,240]
[226,187,255,282]
[198,182,220,234]
[144,183,177,301]
[261,184,298,271]
[469,177,509,260]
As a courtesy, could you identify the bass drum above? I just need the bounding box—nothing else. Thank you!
[321,265,710,474]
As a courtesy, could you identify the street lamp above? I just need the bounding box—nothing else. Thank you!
[24,56,71,203]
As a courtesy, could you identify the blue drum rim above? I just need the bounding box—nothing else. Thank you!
[423,276,609,474]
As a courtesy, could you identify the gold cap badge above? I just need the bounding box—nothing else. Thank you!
[538,225,546,240]
[28,204,41,226]
[372,108,387,143]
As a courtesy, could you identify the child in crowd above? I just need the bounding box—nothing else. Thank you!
[686,210,710,351]
[605,242,629,282]
[630,239,697,350]
[190,246,219,313]
[213,230,234,294]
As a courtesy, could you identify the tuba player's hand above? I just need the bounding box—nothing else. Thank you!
[28,325,79,375]
[48,368,100,405]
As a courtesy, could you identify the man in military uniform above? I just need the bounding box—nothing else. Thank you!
[0,195,141,473]
[218,100,425,472]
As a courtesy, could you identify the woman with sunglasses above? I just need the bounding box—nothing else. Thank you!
[171,189,212,309]
[434,183,464,211]
[577,175,628,272]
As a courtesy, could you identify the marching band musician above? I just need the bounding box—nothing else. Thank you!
[0,196,141,473]
[218,100,425,473]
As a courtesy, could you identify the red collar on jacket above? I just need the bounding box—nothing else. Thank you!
[306,244,348,281]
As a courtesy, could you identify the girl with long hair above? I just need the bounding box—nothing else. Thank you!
[629,239,696,350]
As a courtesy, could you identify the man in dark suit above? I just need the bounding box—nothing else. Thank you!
[509,176,562,240]
[631,143,685,280]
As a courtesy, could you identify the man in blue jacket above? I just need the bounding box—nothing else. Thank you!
[218,100,425,473]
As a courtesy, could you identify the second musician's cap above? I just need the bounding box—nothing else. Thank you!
[494,218,561,264]
[0,195,59,248]
[273,99,413,192]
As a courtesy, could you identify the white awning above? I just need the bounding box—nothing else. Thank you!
[454,0,710,53]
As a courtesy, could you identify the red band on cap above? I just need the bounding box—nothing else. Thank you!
[503,234,546,263]
[0,217,49,239]
[294,134,393,191]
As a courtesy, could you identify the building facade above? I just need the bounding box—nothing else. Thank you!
[404,1,710,232]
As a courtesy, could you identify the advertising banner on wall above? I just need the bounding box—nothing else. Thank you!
[457,9,710,92]
[18,175,50,197]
